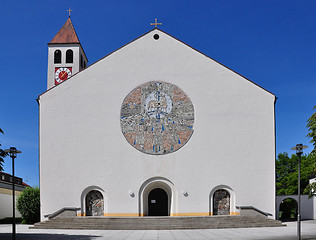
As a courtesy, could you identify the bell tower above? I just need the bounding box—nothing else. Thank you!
[47,16,88,89]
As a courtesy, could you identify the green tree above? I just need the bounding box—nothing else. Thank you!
[306,105,316,197]
[17,187,40,224]
[0,128,8,171]
[307,105,316,153]
[305,182,316,198]
[276,152,316,195]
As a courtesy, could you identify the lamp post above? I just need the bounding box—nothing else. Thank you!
[291,143,308,240]
[4,147,21,240]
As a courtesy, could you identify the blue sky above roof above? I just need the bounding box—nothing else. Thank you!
[0,0,315,187]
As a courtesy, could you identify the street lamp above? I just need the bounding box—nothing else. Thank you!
[291,143,308,240]
[4,147,21,240]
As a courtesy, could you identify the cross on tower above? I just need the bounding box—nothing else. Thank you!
[150,18,162,28]
[67,8,73,17]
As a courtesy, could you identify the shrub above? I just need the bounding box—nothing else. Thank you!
[17,187,40,224]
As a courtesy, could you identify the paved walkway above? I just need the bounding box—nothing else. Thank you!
[0,220,316,240]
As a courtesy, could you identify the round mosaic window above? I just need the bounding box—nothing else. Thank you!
[120,81,194,155]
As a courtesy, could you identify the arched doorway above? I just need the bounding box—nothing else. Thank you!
[279,198,298,221]
[148,188,169,216]
[213,189,230,215]
[85,190,104,216]
[139,177,174,216]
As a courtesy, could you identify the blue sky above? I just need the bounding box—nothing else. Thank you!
[0,0,315,187]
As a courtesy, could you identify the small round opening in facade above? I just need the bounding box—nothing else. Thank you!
[153,34,159,40]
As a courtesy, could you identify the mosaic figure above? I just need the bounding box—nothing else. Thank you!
[120,81,194,155]
[86,190,104,216]
[213,189,230,215]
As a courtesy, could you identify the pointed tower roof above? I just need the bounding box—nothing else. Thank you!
[49,17,80,44]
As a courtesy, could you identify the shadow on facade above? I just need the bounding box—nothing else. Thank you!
[0,233,99,240]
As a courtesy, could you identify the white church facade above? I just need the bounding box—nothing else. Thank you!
[38,18,276,221]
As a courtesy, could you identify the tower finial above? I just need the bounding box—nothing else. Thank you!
[150,18,162,28]
[67,8,72,18]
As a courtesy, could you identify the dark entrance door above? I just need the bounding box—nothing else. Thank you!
[148,188,169,216]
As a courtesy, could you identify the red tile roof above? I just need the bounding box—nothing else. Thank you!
[49,17,80,44]
[22,182,31,188]
[0,171,29,187]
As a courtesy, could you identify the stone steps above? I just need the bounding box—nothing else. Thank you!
[31,216,285,230]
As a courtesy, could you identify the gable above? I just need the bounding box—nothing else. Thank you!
[40,28,274,100]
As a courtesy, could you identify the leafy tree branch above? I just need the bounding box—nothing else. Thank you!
[0,128,8,172]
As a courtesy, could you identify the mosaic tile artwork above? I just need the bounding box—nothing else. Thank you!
[213,189,230,215]
[120,81,194,155]
[85,190,104,216]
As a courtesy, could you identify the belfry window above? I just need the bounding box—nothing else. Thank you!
[66,49,73,63]
[54,50,61,64]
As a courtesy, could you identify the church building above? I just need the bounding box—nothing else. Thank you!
[38,17,276,221]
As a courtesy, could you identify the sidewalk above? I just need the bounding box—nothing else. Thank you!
[0,220,316,240]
